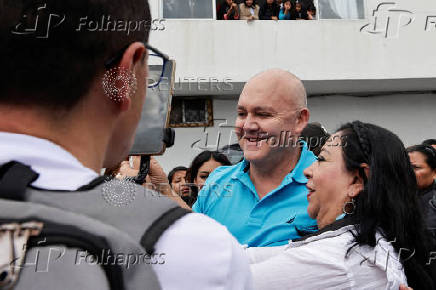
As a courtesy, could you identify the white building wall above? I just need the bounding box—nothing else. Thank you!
[148,0,436,92]
[156,93,436,173]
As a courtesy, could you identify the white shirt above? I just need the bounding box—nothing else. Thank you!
[0,132,253,290]
[245,225,407,290]
[246,225,407,290]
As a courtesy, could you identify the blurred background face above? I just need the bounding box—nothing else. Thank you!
[304,132,355,223]
[171,170,190,196]
[226,0,233,5]
[267,0,274,4]
[284,1,291,10]
[194,158,223,189]
[245,0,253,6]
[408,151,436,189]
[296,4,301,11]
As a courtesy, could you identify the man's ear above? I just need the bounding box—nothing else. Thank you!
[105,42,146,112]
[296,108,309,134]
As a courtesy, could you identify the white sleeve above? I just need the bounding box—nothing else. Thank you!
[250,243,351,290]
[244,245,288,264]
[152,213,253,290]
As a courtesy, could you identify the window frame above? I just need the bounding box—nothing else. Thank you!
[169,97,214,128]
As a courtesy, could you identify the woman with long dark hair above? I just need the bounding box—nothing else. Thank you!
[246,121,436,289]
[187,150,231,206]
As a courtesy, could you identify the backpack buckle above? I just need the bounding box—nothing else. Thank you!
[0,221,43,289]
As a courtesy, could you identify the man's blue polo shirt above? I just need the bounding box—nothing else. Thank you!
[192,143,318,247]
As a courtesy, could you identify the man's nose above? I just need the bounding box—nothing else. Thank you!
[243,115,259,132]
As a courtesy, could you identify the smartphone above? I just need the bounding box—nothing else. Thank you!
[129,59,176,155]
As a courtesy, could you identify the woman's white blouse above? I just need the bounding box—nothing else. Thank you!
[245,225,407,290]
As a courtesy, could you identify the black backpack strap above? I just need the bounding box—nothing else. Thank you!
[141,207,191,255]
[0,161,39,201]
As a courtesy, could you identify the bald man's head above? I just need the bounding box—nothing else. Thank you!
[244,69,307,110]
[236,69,310,162]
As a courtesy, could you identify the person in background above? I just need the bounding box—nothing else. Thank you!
[294,2,308,19]
[188,151,232,191]
[259,0,280,20]
[306,5,316,19]
[423,139,436,150]
[300,122,330,156]
[246,121,436,289]
[407,145,436,236]
[185,151,232,206]
[217,0,240,20]
[168,166,190,197]
[279,0,294,20]
[407,145,436,210]
[239,0,260,20]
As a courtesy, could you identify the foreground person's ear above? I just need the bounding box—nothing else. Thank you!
[102,42,146,112]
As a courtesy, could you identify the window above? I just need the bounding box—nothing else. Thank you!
[161,0,215,19]
[169,98,214,127]
[317,0,365,19]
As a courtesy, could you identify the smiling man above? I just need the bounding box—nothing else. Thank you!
[193,69,318,247]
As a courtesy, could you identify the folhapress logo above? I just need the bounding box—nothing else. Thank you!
[360,2,414,39]
[11,3,65,39]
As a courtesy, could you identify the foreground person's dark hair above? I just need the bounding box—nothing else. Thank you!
[337,121,435,289]
[0,0,151,110]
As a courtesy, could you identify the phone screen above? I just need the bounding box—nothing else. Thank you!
[129,59,175,155]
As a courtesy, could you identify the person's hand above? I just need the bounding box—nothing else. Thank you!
[399,285,413,290]
[231,3,237,8]
[144,157,191,209]
[117,160,139,179]
[272,16,278,20]
[147,157,169,186]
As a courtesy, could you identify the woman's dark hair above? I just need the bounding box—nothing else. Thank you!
[338,121,435,289]
[187,151,231,183]
[423,139,436,147]
[168,166,188,184]
[407,145,436,170]
[244,0,256,6]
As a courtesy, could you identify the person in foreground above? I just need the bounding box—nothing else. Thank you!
[0,0,252,289]
[245,121,436,289]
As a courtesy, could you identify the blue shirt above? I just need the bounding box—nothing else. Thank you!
[193,143,318,247]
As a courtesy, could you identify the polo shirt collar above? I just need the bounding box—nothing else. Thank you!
[231,141,312,184]
[286,141,311,184]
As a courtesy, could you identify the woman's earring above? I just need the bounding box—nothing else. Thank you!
[343,198,355,215]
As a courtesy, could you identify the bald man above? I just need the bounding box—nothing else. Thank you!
[193,69,318,247]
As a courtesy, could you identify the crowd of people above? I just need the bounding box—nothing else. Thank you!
[1,0,436,289]
[217,0,317,20]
